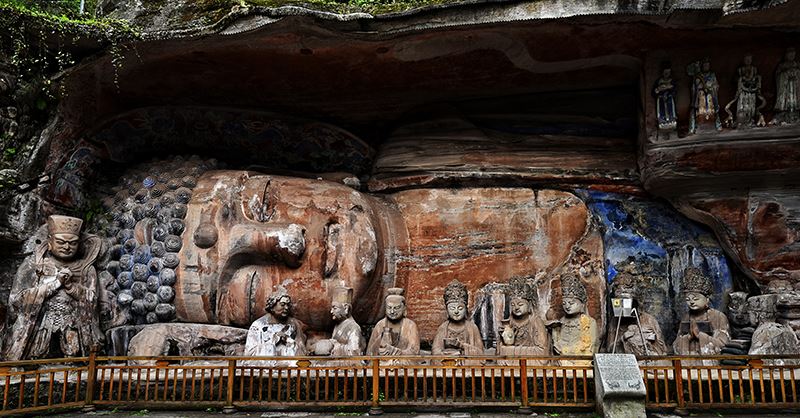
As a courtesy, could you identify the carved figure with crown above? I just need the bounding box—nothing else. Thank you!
[550,274,598,364]
[313,287,365,357]
[366,288,420,363]
[497,277,549,358]
[603,268,667,356]
[673,267,730,356]
[3,215,104,360]
[432,280,484,358]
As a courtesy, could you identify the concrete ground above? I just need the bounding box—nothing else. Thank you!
[55,410,800,418]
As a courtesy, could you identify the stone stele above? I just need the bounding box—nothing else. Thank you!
[594,353,646,418]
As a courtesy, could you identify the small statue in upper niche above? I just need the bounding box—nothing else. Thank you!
[673,267,730,356]
[773,47,800,125]
[244,291,307,363]
[313,287,365,357]
[604,270,667,356]
[551,274,598,363]
[688,58,722,134]
[653,64,678,132]
[366,288,420,363]
[724,55,766,129]
[432,280,484,357]
[3,215,104,361]
[497,277,549,357]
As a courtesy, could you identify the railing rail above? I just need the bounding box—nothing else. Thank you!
[2,354,800,416]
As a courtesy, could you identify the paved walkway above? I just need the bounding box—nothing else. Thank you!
[58,410,800,418]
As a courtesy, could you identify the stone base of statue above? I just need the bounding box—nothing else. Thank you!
[593,353,646,418]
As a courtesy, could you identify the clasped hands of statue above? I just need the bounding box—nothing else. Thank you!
[37,264,76,290]
[443,338,463,350]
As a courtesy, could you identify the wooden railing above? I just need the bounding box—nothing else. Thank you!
[0,356,90,416]
[2,354,800,416]
[640,355,800,411]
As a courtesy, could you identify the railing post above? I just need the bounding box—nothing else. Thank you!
[673,358,687,414]
[223,358,237,414]
[369,358,383,415]
[82,349,97,412]
[518,359,532,414]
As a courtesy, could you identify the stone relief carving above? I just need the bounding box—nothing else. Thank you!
[673,267,730,356]
[604,268,667,356]
[688,58,722,134]
[724,54,766,128]
[550,274,598,364]
[497,277,549,359]
[0,153,761,362]
[774,47,800,125]
[431,280,484,358]
[244,291,307,365]
[3,215,104,361]
[312,286,365,357]
[366,288,420,363]
[653,64,678,132]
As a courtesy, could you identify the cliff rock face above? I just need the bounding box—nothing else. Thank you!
[5,0,800,357]
[392,188,606,340]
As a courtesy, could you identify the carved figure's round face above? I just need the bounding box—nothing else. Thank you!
[685,292,709,312]
[662,68,671,79]
[386,299,406,321]
[562,297,584,316]
[446,301,467,322]
[510,297,531,318]
[702,61,711,72]
[270,296,292,319]
[178,172,383,329]
[331,302,349,322]
[49,233,80,260]
[743,55,753,66]
[787,49,796,61]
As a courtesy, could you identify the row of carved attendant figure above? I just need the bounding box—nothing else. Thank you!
[654,48,800,134]
[242,268,731,363]
[1,214,735,363]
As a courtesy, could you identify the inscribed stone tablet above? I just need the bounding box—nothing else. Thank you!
[594,353,645,396]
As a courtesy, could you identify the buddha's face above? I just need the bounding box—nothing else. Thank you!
[510,297,531,319]
[49,233,80,260]
[177,171,383,328]
[562,297,585,316]
[787,49,796,62]
[386,299,406,322]
[662,68,671,79]
[446,301,467,322]
[331,302,349,322]
[685,292,709,312]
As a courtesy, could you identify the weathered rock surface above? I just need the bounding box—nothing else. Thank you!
[578,190,734,345]
[392,188,605,340]
[125,323,247,360]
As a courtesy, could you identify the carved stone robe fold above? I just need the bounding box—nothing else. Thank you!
[366,317,420,361]
[3,235,102,361]
[330,316,365,357]
[673,308,730,356]
[431,320,484,356]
